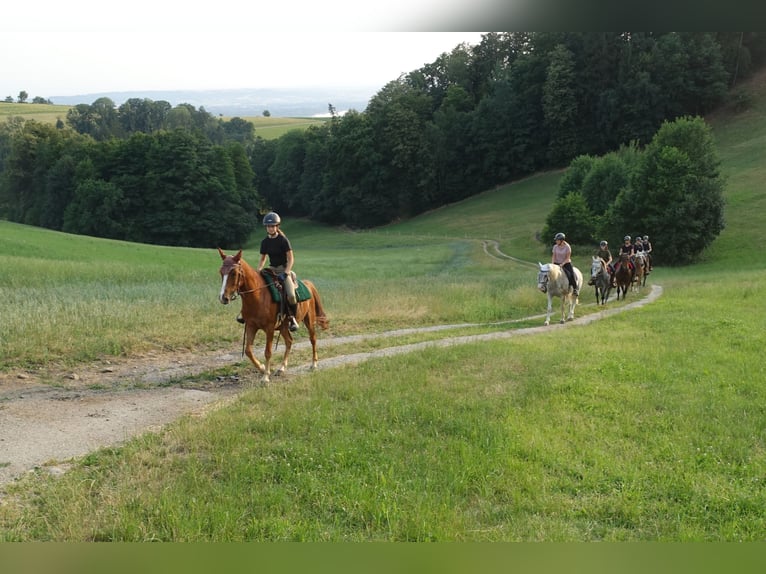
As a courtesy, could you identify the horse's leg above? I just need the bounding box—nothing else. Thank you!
[272,328,292,377]
[262,328,276,383]
[544,293,553,326]
[560,294,567,324]
[308,313,319,370]
[243,325,267,378]
[566,293,576,321]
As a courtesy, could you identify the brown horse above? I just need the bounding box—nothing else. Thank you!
[218,248,329,382]
[614,253,634,300]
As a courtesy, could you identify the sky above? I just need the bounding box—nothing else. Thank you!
[1,2,497,99]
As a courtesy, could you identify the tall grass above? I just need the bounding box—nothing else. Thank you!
[2,73,766,541]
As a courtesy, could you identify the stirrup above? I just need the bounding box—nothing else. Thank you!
[289,317,299,332]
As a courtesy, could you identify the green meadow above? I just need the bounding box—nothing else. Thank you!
[1,73,765,540]
[0,102,326,138]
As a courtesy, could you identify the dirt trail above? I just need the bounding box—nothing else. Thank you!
[0,247,662,489]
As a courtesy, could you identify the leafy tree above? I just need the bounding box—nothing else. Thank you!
[366,79,434,220]
[612,116,725,265]
[319,109,388,227]
[543,192,597,247]
[428,84,480,204]
[268,130,306,215]
[62,179,124,238]
[543,44,579,165]
[580,152,630,216]
[17,91,28,103]
[557,155,595,199]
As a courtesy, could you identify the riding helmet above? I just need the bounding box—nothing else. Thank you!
[263,212,281,226]
[554,232,566,241]
[599,240,608,247]
[643,235,649,241]
[624,235,631,241]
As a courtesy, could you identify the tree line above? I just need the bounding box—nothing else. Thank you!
[1,32,764,254]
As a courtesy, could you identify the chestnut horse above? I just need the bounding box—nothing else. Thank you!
[218,248,329,382]
[614,253,634,300]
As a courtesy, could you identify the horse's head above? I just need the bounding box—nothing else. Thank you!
[218,248,243,305]
[537,262,550,293]
[591,256,603,278]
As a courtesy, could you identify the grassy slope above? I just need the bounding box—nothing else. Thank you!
[1,72,766,541]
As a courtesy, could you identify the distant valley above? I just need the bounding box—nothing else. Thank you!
[49,86,379,117]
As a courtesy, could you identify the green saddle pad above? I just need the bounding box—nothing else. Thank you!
[262,273,312,303]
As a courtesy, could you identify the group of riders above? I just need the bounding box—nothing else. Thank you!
[593,234,653,288]
[553,232,654,295]
[244,214,654,334]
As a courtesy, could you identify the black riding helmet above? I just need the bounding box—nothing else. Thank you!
[263,212,281,226]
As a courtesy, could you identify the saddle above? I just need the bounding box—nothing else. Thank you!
[260,269,312,304]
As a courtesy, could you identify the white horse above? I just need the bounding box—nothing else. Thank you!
[537,262,583,326]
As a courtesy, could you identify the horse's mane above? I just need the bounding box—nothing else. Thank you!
[546,263,563,281]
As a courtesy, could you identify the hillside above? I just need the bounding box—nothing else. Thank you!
[48,86,376,117]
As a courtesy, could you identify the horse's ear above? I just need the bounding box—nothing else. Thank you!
[538,262,543,269]
[234,250,243,262]
[217,247,226,260]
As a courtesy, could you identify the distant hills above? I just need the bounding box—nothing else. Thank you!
[49,87,379,118]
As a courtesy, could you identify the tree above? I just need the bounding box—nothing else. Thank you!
[63,179,125,238]
[612,116,725,265]
[543,192,597,246]
[543,44,579,165]
[17,91,28,103]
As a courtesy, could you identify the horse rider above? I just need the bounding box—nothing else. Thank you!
[614,235,635,276]
[642,234,653,272]
[634,236,644,253]
[237,211,300,332]
[552,232,579,296]
[592,239,615,287]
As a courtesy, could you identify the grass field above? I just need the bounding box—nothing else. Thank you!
[0,102,326,139]
[1,72,765,541]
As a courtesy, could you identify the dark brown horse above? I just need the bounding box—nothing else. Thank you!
[218,248,329,382]
[614,253,634,301]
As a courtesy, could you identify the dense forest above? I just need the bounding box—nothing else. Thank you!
[1,32,764,251]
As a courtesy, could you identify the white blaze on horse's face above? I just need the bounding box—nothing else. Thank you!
[219,272,230,304]
[591,257,602,278]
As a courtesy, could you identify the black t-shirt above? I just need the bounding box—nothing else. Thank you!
[260,233,292,268]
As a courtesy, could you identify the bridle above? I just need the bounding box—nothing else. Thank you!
[223,263,269,301]
[537,270,549,293]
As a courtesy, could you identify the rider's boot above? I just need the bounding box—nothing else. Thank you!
[288,305,299,332]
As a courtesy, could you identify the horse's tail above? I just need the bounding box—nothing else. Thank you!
[309,282,330,330]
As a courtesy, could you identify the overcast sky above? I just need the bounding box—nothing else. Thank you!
[2,2,494,99]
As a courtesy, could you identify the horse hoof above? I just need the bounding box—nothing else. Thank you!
[274,368,286,377]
